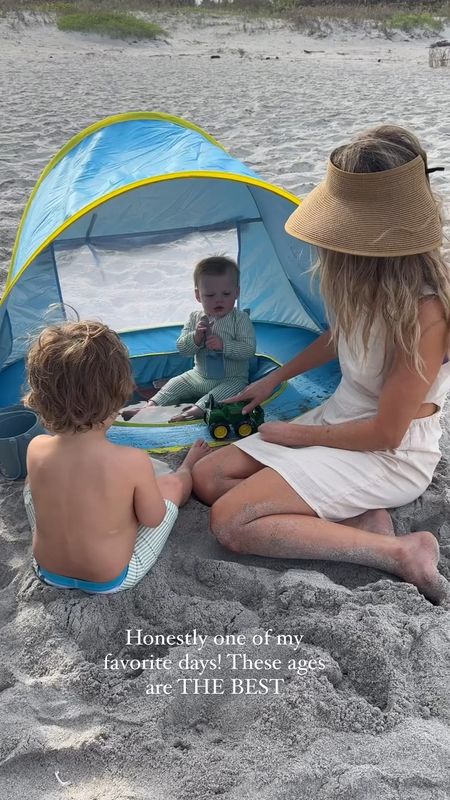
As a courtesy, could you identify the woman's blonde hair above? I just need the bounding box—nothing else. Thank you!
[312,125,450,375]
[24,321,134,433]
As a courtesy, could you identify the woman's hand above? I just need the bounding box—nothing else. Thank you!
[224,373,279,413]
[259,421,302,446]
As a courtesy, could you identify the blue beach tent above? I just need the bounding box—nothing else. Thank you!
[0,112,340,450]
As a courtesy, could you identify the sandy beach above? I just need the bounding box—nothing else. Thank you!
[1,9,450,799]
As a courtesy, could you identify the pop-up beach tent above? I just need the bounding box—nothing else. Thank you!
[0,112,340,450]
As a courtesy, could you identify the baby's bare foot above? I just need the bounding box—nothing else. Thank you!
[182,439,211,470]
[398,531,450,604]
[342,509,395,536]
[169,405,204,423]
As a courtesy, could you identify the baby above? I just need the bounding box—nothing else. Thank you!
[23,320,210,594]
[123,256,256,423]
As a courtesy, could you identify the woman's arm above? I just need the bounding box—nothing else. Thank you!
[275,329,337,381]
[225,329,337,412]
[260,297,448,451]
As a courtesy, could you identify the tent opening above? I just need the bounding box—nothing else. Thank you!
[54,228,239,331]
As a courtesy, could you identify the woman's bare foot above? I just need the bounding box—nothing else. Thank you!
[397,531,450,604]
[181,439,211,470]
[342,509,395,536]
[170,405,204,423]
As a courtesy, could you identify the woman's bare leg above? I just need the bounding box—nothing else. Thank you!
[341,509,395,536]
[192,443,263,505]
[210,468,448,604]
[192,445,395,535]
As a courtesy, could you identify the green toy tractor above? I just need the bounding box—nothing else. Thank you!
[204,395,264,441]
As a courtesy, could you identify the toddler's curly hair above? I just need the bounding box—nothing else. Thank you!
[24,321,134,433]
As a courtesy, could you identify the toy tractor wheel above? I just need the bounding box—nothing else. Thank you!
[235,419,257,438]
[209,422,231,441]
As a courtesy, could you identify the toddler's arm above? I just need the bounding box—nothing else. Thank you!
[132,450,168,528]
[176,312,204,355]
[221,312,256,360]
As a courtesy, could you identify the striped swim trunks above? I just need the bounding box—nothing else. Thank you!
[24,484,178,594]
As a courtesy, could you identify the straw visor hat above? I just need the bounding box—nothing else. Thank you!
[285,154,442,257]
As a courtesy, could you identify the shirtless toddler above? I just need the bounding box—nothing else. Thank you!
[23,321,209,594]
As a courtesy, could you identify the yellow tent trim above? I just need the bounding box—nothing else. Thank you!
[2,171,300,305]
[147,440,228,454]
[7,111,227,286]
[127,349,283,368]
[37,111,227,185]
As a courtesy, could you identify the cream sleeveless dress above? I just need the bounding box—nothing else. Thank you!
[235,288,450,521]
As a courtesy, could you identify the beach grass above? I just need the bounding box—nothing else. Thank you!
[0,0,448,35]
[266,3,445,35]
[0,0,192,9]
[386,11,443,32]
[56,10,166,39]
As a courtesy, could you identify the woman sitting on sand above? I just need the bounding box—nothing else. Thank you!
[192,124,450,604]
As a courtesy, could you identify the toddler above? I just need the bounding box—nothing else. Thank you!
[23,320,210,594]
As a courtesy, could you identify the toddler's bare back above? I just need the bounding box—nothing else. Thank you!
[27,434,141,582]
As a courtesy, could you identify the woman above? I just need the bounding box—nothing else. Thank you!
[192,125,450,604]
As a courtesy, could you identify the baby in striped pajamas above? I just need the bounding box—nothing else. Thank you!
[124,256,256,422]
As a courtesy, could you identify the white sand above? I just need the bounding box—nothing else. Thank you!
[1,10,450,799]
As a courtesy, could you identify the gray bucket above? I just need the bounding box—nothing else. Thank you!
[0,408,45,480]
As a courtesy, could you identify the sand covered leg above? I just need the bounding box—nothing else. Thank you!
[340,509,395,536]
[210,468,449,604]
[192,442,264,504]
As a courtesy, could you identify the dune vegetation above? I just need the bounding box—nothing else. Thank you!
[0,0,448,39]
[56,10,167,39]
